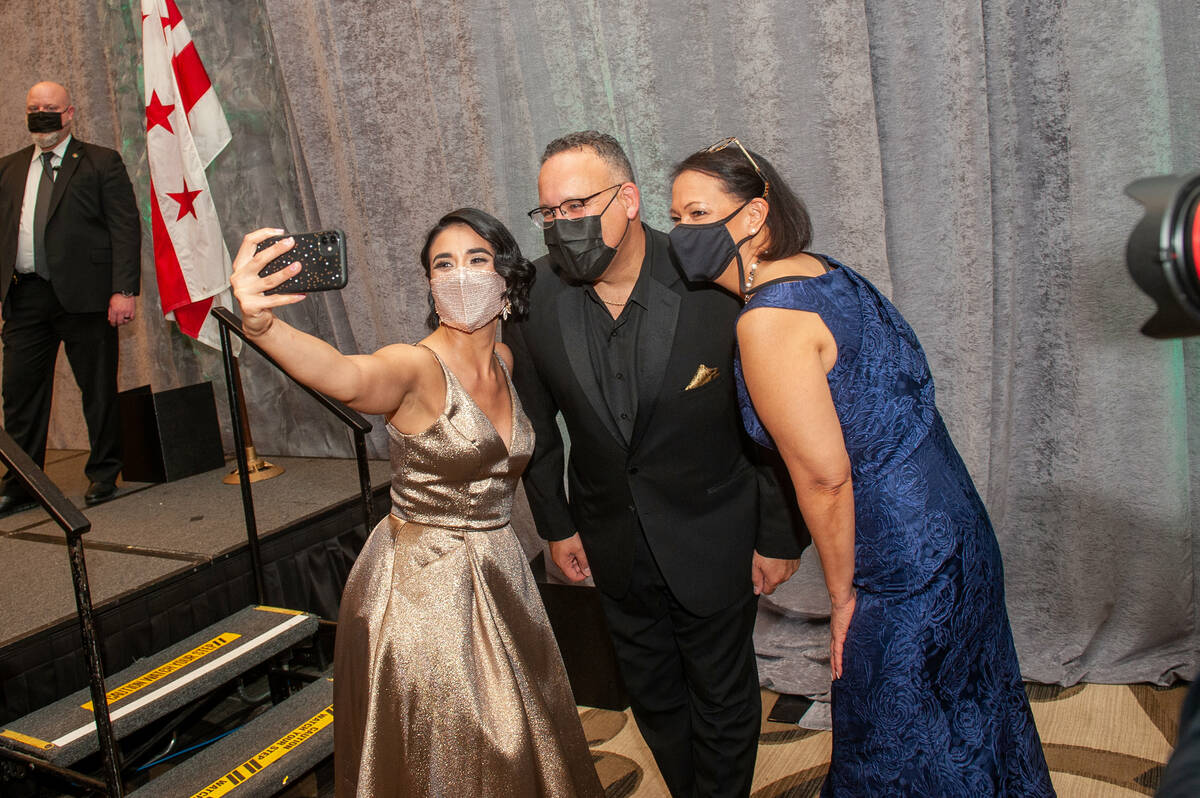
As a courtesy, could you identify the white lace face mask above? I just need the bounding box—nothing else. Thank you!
[429,267,508,332]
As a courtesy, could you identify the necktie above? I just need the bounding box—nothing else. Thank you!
[32,152,55,281]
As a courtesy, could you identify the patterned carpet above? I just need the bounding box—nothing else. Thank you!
[580,683,1188,797]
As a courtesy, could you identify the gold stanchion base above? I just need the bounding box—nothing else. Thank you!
[223,446,286,484]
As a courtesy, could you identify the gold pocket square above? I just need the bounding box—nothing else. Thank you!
[685,364,720,390]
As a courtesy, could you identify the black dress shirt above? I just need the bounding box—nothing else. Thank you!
[583,253,653,444]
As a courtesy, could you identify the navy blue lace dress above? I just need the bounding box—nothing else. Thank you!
[736,259,1055,796]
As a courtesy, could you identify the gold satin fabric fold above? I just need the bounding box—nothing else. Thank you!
[333,349,602,797]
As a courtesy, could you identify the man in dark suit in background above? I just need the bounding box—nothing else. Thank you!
[0,81,140,513]
[506,131,803,797]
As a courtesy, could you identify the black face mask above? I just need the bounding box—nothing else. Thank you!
[543,189,630,284]
[27,111,63,134]
[668,201,754,286]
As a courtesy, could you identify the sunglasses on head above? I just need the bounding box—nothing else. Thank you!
[706,136,769,199]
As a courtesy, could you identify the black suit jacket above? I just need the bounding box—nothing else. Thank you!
[506,225,802,617]
[0,138,140,315]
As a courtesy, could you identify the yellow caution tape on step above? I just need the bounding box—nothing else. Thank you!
[82,633,241,711]
[188,705,334,798]
[253,606,306,616]
[0,728,55,751]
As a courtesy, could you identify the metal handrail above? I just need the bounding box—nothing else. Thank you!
[0,308,377,796]
[0,429,123,796]
[211,307,376,606]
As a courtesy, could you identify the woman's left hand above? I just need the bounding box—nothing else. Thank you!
[830,590,856,680]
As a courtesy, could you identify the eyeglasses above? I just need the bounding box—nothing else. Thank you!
[527,184,623,229]
[707,137,769,199]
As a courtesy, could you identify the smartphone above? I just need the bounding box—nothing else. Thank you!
[256,230,348,295]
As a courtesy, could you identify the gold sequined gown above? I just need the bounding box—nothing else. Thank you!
[333,348,603,797]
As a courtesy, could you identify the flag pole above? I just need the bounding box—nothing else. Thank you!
[222,354,285,484]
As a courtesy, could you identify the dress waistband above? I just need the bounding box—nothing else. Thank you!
[390,512,510,533]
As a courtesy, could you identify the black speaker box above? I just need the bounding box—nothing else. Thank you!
[118,383,225,483]
[532,552,629,711]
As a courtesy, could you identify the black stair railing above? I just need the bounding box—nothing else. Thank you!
[0,429,122,796]
[212,307,375,606]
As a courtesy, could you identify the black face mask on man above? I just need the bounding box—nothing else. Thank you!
[27,111,63,134]
[543,188,630,284]
[668,201,755,286]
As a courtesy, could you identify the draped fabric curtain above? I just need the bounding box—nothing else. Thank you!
[0,0,1194,689]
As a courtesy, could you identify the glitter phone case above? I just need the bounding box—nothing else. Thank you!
[256,230,348,295]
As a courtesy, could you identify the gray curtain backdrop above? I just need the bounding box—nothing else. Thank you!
[0,0,1195,691]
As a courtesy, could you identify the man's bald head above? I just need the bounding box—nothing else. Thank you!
[27,82,71,109]
[25,81,74,150]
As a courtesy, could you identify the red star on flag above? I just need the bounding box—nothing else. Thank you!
[145,91,175,134]
[162,0,184,30]
[166,178,203,221]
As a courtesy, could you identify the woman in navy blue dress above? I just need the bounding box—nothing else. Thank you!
[667,139,1055,796]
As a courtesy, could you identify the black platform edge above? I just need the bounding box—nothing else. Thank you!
[1,607,318,767]
[0,486,389,727]
[129,674,333,798]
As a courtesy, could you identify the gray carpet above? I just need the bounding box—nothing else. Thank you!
[0,537,182,646]
[0,450,390,647]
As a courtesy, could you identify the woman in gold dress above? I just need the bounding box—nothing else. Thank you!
[230,209,603,798]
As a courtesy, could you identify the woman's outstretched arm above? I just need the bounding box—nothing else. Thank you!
[230,228,422,416]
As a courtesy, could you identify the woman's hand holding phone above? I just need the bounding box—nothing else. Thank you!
[230,228,307,338]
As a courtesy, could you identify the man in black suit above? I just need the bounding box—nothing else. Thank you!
[506,131,803,797]
[0,81,140,513]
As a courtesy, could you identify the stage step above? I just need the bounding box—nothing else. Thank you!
[0,605,317,768]
[129,674,333,798]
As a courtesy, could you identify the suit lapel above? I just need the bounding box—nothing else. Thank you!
[1,147,36,282]
[46,138,83,220]
[3,145,34,190]
[3,146,35,203]
[557,287,625,445]
[630,234,682,450]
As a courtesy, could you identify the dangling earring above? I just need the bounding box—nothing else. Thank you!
[427,289,440,328]
[501,300,512,321]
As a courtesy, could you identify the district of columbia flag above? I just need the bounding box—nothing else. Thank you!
[142,0,237,351]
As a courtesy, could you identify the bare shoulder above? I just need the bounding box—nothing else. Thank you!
[738,306,828,349]
[373,341,429,365]
[377,342,445,424]
[370,342,441,383]
[493,341,514,370]
[738,305,837,377]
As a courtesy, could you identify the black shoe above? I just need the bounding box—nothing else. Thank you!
[84,481,117,506]
[0,492,36,518]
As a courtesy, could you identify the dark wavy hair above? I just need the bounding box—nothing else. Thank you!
[670,144,812,261]
[419,208,535,330]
